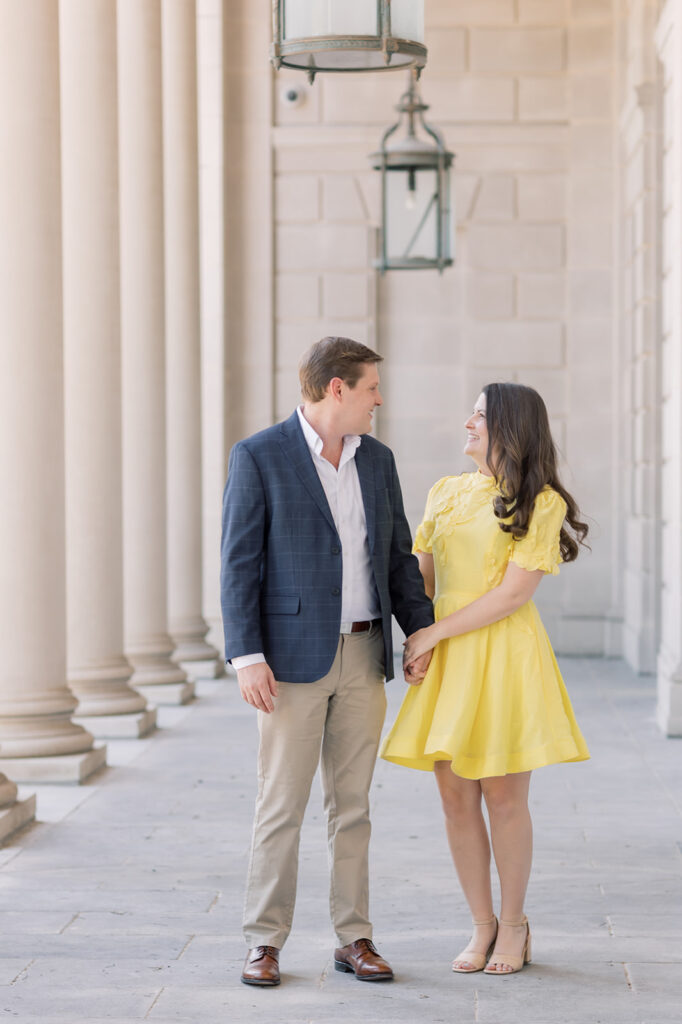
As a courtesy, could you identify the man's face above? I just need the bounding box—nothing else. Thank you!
[340,362,383,435]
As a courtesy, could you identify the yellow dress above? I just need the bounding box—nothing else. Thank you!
[380,472,590,779]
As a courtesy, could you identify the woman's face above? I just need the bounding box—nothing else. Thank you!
[464,392,492,474]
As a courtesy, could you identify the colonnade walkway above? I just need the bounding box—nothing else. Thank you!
[0,657,680,1023]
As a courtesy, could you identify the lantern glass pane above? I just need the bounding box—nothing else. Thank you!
[390,0,425,43]
[385,167,438,263]
[283,0,377,40]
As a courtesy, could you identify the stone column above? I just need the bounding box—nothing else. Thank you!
[0,1,105,783]
[162,0,220,680]
[118,0,192,705]
[197,0,228,662]
[61,0,156,738]
[655,1,682,735]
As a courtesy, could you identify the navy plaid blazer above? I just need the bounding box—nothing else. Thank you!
[220,411,434,683]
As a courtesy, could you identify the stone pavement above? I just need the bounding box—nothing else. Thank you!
[0,658,680,1024]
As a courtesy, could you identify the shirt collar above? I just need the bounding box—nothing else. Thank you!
[296,406,361,463]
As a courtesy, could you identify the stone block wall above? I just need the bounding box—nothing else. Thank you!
[269,1,618,655]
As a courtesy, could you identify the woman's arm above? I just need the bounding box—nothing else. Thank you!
[417,551,435,600]
[403,561,544,664]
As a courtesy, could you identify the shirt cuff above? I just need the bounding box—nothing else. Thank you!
[232,653,266,670]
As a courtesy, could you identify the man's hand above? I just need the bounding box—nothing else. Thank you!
[403,650,432,686]
[237,662,279,713]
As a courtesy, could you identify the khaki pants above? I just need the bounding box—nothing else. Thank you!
[243,624,387,949]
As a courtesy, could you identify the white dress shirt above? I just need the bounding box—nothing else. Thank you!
[232,407,380,670]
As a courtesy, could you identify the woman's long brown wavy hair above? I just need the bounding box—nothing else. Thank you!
[482,382,589,562]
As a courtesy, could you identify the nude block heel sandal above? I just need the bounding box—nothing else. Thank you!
[452,915,498,974]
[483,916,531,975]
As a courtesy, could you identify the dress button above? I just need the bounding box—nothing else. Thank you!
[331,587,340,596]
[331,546,340,555]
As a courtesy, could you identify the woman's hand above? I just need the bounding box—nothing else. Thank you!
[403,650,432,686]
[403,623,442,666]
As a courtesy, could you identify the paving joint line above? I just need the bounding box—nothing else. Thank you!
[317,959,329,988]
[144,986,165,1019]
[623,962,636,991]
[205,891,220,913]
[59,912,79,934]
[175,935,195,960]
[10,959,34,985]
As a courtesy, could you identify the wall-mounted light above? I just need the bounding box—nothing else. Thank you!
[371,71,455,273]
[271,1,427,84]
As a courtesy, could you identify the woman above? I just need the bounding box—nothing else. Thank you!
[380,383,590,975]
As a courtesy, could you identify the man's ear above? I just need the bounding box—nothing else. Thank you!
[328,376,345,402]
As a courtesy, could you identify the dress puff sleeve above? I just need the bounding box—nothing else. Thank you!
[412,477,449,554]
[510,488,567,576]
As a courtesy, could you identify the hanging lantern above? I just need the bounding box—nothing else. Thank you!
[271,1,427,84]
[371,72,455,273]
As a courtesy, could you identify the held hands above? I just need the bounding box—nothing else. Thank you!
[402,624,442,683]
[237,662,279,713]
[403,649,432,686]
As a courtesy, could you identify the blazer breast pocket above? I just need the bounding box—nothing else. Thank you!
[261,592,301,615]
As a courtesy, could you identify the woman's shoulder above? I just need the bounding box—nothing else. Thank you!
[534,486,567,516]
[425,472,490,519]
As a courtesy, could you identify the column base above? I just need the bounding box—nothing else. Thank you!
[0,745,107,784]
[177,657,224,681]
[134,680,195,705]
[656,648,682,736]
[0,794,36,843]
[72,708,157,739]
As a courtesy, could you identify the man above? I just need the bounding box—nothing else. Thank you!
[221,337,434,987]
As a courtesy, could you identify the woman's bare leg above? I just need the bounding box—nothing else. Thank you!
[434,762,496,969]
[481,771,533,972]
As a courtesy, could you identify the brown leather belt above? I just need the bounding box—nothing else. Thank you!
[342,619,380,634]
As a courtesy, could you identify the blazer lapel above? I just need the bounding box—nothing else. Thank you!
[278,412,337,535]
[355,441,376,553]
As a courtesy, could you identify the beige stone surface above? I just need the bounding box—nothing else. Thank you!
[423,27,468,75]
[276,174,321,221]
[517,173,567,219]
[322,273,370,319]
[570,75,613,119]
[468,224,564,270]
[466,273,516,320]
[470,28,566,73]
[429,0,515,25]
[467,322,565,367]
[519,77,570,121]
[517,273,566,317]
[518,0,569,22]
[429,77,516,123]
[277,273,321,318]
[471,175,516,220]
[569,25,614,76]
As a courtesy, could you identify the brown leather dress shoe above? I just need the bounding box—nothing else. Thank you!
[334,938,394,981]
[241,945,280,986]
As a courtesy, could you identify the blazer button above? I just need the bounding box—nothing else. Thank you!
[331,587,340,596]
[331,546,340,555]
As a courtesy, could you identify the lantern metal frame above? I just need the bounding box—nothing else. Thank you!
[270,0,427,84]
[371,73,455,273]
